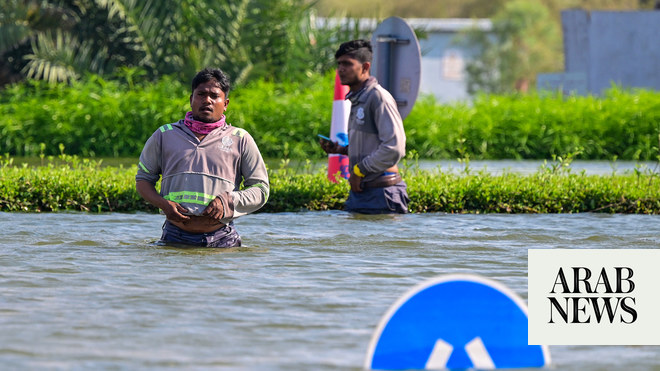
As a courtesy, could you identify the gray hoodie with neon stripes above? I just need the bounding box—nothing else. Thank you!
[136,121,269,224]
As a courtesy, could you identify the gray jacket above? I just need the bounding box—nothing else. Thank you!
[136,121,269,224]
[346,77,406,183]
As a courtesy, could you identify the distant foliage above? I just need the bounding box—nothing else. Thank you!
[456,0,563,94]
[314,0,647,19]
[0,0,352,86]
[1,72,659,160]
[404,88,660,160]
[0,73,189,157]
[228,76,335,159]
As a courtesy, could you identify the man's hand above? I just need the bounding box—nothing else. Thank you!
[162,200,191,223]
[136,180,191,223]
[349,171,363,192]
[319,139,348,155]
[202,197,225,222]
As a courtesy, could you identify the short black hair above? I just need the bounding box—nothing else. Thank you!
[335,39,373,63]
[191,68,231,96]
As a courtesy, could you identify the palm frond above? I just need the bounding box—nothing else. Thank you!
[23,30,80,83]
[96,0,154,67]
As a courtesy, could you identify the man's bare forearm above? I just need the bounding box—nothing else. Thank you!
[136,180,168,210]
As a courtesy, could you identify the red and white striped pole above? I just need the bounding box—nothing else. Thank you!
[327,72,351,182]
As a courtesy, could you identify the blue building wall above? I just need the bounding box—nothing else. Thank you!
[539,10,660,94]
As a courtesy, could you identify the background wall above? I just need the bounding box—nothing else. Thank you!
[409,19,492,102]
[539,10,660,94]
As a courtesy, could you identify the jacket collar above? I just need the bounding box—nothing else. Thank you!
[346,76,377,103]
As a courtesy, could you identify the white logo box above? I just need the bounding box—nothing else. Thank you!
[528,249,660,345]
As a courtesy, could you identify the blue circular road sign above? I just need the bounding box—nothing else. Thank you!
[365,274,550,369]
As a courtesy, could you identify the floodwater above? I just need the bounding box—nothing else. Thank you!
[1,211,659,370]
[274,159,659,177]
[414,159,659,175]
[7,156,658,177]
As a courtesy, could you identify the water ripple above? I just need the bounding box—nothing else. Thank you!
[1,211,659,369]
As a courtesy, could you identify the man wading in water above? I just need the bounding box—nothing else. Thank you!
[136,68,269,247]
[320,39,409,213]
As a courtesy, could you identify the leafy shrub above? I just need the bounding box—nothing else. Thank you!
[2,73,660,160]
[2,154,660,214]
[0,75,188,157]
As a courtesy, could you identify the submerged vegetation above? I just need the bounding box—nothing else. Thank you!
[2,153,660,214]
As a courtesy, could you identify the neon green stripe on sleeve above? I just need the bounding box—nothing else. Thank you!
[138,162,150,173]
[159,124,173,132]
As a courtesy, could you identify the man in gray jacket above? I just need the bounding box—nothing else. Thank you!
[136,68,269,247]
[321,39,409,213]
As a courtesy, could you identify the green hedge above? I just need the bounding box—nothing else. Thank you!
[0,75,190,157]
[1,73,660,160]
[405,89,660,160]
[2,155,660,214]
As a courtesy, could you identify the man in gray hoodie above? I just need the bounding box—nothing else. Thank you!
[320,39,409,214]
[136,68,269,247]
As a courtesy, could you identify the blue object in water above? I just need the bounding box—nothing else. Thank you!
[365,274,550,369]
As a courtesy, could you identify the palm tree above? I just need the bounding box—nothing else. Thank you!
[0,0,79,85]
[1,0,348,87]
[0,0,146,85]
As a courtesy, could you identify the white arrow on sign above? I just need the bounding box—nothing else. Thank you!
[425,337,495,370]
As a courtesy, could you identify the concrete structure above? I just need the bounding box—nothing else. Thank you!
[318,18,492,103]
[538,10,660,95]
[406,19,491,103]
